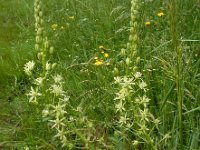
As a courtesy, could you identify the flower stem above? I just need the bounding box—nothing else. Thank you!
[169,0,183,148]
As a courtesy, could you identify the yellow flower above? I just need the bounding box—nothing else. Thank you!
[99,45,104,49]
[145,21,151,26]
[94,56,98,60]
[104,53,109,58]
[157,12,164,17]
[101,50,105,54]
[60,26,64,30]
[51,24,58,30]
[106,62,110,66]
[69,16,75,20]
[95,60,103,66]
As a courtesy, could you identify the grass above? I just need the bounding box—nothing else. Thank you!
[0,0,200,149]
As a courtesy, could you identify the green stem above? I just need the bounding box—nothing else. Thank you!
[169,0,183,148]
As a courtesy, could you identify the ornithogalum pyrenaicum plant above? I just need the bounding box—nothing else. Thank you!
[113,0,157,149]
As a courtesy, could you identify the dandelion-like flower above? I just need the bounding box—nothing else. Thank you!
[26,87,42,103]
[51,24,58,30]
[69,16,75,20]
[94,56,98,60]
[104,53,109,58]
[24,61,35,76]
[94,59,103,66]
[99,45,104,49]
[145,21,151,26]
[157,12,164,17]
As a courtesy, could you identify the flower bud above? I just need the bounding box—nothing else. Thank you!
[36,17,40,23]
[49,46,54,54]
[37,28,43,35]
[40,19,44,26]
[35,23,38,29]
[37,52,43,60]
[132,50,137,58]
[126,57,131,65]
[133,35,138,42]
[136,56,140,64]
[120,48,126,56]
[119,60,124,66]
[35,44,39,51]
[113,67,119,75]
[130,27,135,34]
[127,43,131,50]
[46,62,51,71]
[52,63,57,69]
[44,41,49,49]
[36,36,41,43]
[132,66,138,73]
[39,11,43,17]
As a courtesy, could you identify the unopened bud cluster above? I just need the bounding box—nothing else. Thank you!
[34,0,44,46]
[34,0,54,62]
[115,0,140,76]
[127,0,140,63]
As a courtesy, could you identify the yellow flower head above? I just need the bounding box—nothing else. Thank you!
[69,16,75,20]
[104,53,109,58]
[101,50,105,54]
[51,24,58,30]
[99,45,104,49]
[105,62,110,66]
[94,56,98,60]
[95,60,103,66]
[157,12,164,17]
[60,26,65,30]
[145,21,151,26]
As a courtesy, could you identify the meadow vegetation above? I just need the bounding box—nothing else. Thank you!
[0,0,200,149]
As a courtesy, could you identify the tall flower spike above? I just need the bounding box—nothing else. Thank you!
[127,0,140,71]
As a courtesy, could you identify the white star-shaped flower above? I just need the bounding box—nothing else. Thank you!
[24,61,35,76]
[53,74,63,84]
[26,87,42,103]
[50,84,64,96]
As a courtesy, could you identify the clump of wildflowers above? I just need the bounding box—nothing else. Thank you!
[24,1,93,148]
[94,45,111,66]
[114,73,157,149]
[112,0,158,149]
